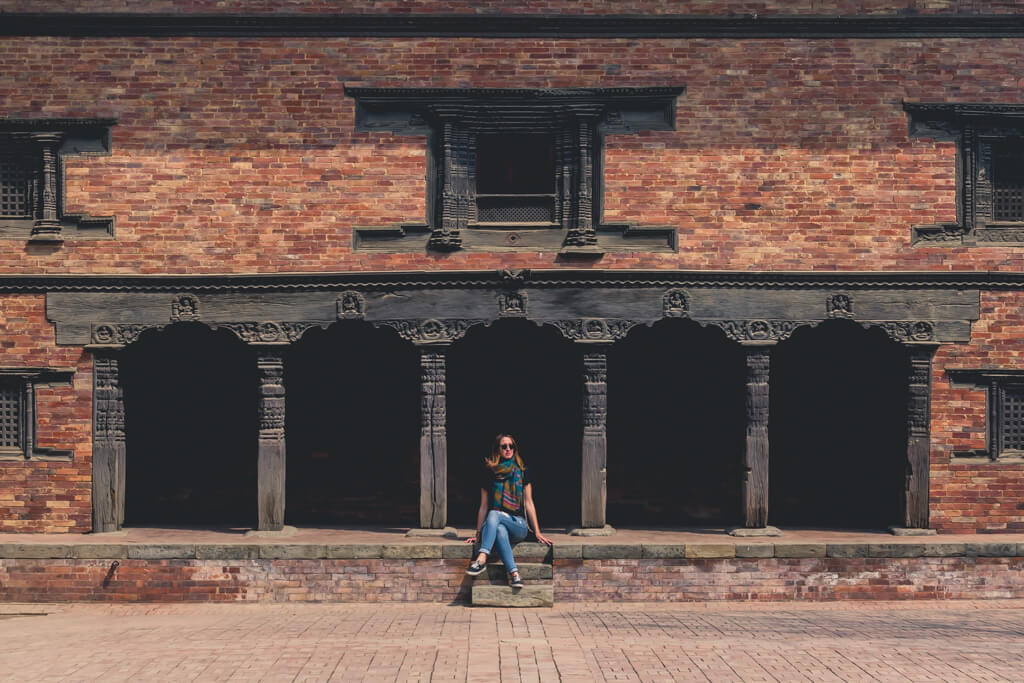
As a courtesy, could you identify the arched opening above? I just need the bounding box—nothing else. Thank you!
[447,318,581,528]
[121,323,256,526]
[284,321,419,526]
[770,320,908,529]
[607,318,746,527]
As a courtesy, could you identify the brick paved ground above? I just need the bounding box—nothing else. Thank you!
[1,600,1022,682]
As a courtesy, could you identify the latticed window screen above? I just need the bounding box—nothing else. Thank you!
[993,141,1024,221]
[0,377,24,451]
[1000,384,1024,452]
[0,151,31,218]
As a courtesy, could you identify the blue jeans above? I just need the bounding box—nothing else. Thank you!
[478,509,528,573]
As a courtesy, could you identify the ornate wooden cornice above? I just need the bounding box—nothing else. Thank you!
[5,269,1024,293]
[3,14,1024,38]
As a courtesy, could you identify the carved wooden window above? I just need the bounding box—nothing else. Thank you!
[346,87,683,255]
[992,138,1024,222]
[0,377,25,454]
[474,133,556,225]
[994,382,1024,456]
[905,104,1024,244]
[0,120,116,242]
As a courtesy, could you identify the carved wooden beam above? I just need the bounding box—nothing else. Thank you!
[580,346,609,528]
[904,343,938,529]
[742,344,772,528]
[256,349,286,531]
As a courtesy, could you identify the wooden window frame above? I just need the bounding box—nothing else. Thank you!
[0,368,76,461]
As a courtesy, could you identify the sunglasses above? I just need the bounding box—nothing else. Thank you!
[499,444,515,451]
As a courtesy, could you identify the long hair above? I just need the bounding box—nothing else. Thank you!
[486,432,525,469]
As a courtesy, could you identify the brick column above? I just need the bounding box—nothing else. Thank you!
[256,348,286,531]
[92,349,126,533]
[903,343,938,530]
[580,345,609,528]
[418,345,448,529]
[742,343,772,528]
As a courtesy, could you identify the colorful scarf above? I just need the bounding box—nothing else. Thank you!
[487,457,524,513]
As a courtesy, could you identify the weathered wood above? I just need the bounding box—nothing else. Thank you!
[581,348,608,528]
[256,349,286,531]
[418,347,448,529]
[92,351,125,532]
[905,344,938,529]
[742,344,771,528]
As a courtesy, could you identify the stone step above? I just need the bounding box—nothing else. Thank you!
[479,563,552,582]
[471,584,554,608]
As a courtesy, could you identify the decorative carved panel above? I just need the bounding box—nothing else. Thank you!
[826,293,854,319]
[336,291,366,320]
[662,288,689,318]
[375,318,486,343]
[170,294,200,322]
[550,318,639,342]
[497,291,527,317]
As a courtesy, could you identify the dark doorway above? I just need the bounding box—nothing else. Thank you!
[284,322,419,526]
[447,319,581,527]
[607,319,746,527]
[121,323,256,526]
[770,320,908,529]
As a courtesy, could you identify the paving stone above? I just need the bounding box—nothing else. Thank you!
[481,563,552,581]
[126,545,196,560]
[735,543,774,558]
[71,544,130,559]
[325,544,384,559]
[552,544,582,559]
[888,527,938,536]
[381,544,440,559]
[258,545,325,560]
[966,543,1017,557]
[774,544,826,558]
[568,525,616,536]
[0,544,72,559]
[867,544,925,558]
[582,544,642,559]
[685,544,736,559]
[641,544,687,559]
[826,544,868,558]
[921,543,967,557]
[404,527,458,539]
[471,584,553,607]
[440,544,473,559]
[727,526,783,537]
[194,544,260,560]
[1017,543,1024,557]
[510,543,552,561]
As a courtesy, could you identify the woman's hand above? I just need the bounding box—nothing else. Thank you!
[534,531,554,546]
[464,534,478,544]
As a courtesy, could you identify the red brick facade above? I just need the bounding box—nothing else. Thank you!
[1,2,1023,535]
[1,557,1022,603]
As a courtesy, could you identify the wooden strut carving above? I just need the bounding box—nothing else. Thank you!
[419,349,448,528]
[375,318,485,343]
[904,345,936,529]
[563,119,598,248]
[92,352,126,533]
[430,122,467,250]
[581,349,608,528]
[743,346,771,528]
[256,350,286,531]
[551,318,639,341]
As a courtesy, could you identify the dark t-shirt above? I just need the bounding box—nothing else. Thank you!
[480,465,531,515]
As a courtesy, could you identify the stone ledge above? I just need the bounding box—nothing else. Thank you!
[471,584,554,608]
[0,540,1021,561]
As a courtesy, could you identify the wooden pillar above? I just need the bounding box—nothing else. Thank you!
[30,132,63,241]
[418,345,448,529]
[256,348,286,531]
[580,346,609,528]
[742,343,772,528]
[92,349,126,533]
[904,343,938,529]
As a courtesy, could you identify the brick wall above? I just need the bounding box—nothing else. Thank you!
[0,296,91,533]
[0,36,1023,274]
[2,1,1022,16]
[1,557,1022,602]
